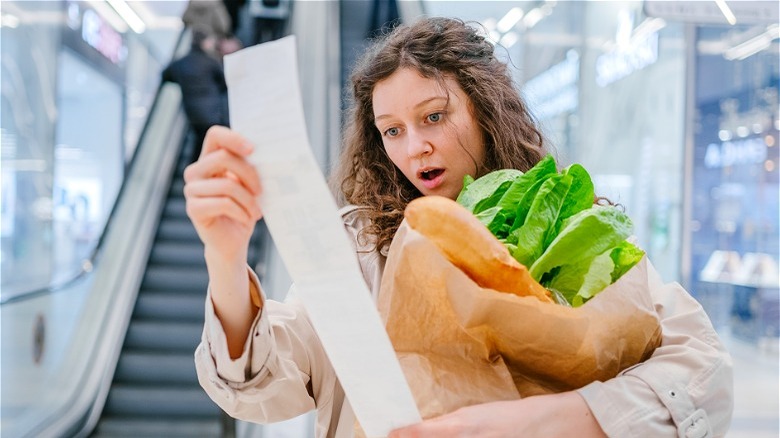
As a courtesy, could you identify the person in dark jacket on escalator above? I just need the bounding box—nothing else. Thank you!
[162,26,229,164]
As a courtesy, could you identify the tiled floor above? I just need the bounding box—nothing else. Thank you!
[723,333,779,437]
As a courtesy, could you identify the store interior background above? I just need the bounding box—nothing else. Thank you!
[1,1,778,437]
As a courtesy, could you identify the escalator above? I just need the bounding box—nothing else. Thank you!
[90,138,264,437]
[89,2,410,435]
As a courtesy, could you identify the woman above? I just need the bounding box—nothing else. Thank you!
[184,17,733,437]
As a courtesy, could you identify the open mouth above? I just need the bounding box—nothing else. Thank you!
[418,168,445,190]
[419,168,444,181]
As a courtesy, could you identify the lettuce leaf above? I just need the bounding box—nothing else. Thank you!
[456,155,642,306]
[545,241,645,307]
[548,163,594,245]
[460,156,557,239]
[509,173,573,267]
[529,205,633,281]
[456,169,523,214]
[609,240,645,282]
[496,155,557,216]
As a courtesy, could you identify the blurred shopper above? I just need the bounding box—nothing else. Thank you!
[249,0,290,45]
[162,26,228,163]
[183,0,232,39]
[184,17,733,438]
[218,35,244,59]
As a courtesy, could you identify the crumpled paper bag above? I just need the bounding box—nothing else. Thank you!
[377,221,662,420]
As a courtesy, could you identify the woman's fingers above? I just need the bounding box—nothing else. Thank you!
[182,126,264,233]
[184,177,262,221]
[186,195,257,228]
[184,148,262,196]
[201,125,253,158]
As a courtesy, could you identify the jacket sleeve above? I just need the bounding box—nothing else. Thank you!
[577,260,734,438]
[194,268,338,424]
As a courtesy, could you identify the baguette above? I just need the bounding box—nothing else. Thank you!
[405,196,553,303]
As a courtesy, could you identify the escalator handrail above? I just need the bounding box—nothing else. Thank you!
[0,29,189,306]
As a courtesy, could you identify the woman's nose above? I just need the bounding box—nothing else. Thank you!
[406,129,433,158]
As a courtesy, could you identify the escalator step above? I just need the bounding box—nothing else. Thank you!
[149,241,206,267]
[163,199,187,219]
[169,179,185,198]
[152,246,260,269]
[134,291,206,322]
[142,266,210,292]
[157,219,200,241]
[148,241,260,269]
[124,321,203,352]
[114,351,198,385]
[92,417,221,437]
[102,385,221,418]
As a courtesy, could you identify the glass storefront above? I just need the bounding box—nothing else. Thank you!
[1,1,62,296]
[0,0,182,300]
[52,49,124,281]
[691,23,779,340]
[576,1,687,283]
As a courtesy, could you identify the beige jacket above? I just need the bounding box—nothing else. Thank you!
[195,207,733,438]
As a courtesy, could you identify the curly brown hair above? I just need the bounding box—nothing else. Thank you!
[330,17,548,251]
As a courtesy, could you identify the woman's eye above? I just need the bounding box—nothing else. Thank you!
[385,127,400,137]
[427,113,442,122]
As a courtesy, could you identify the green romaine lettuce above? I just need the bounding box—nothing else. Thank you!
[529,205,633,280]
[509,173,573,267]
[456,169,523,214]
[456,155,645,307]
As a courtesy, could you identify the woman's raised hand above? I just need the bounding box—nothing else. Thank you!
[183,126,263,263]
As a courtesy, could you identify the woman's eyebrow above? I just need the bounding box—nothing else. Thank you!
[374,96,448,123]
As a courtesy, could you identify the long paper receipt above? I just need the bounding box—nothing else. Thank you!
[224,36,421,437]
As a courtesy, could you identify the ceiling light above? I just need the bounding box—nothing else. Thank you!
[481,17,497,33]
[499,32,519,49]
[85,0,128,33]
[1,14,20,28]
[714,0,736,25]
[107,0,145,33]
[631,17,666,42]
[497,7,523,34]
[122,0,154,26]
[523,8,544,29]
[724,24,779,60]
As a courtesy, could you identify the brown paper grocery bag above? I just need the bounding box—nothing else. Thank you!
[378,222,662,419]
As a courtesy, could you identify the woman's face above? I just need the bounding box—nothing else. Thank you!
[372,68,485,200]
